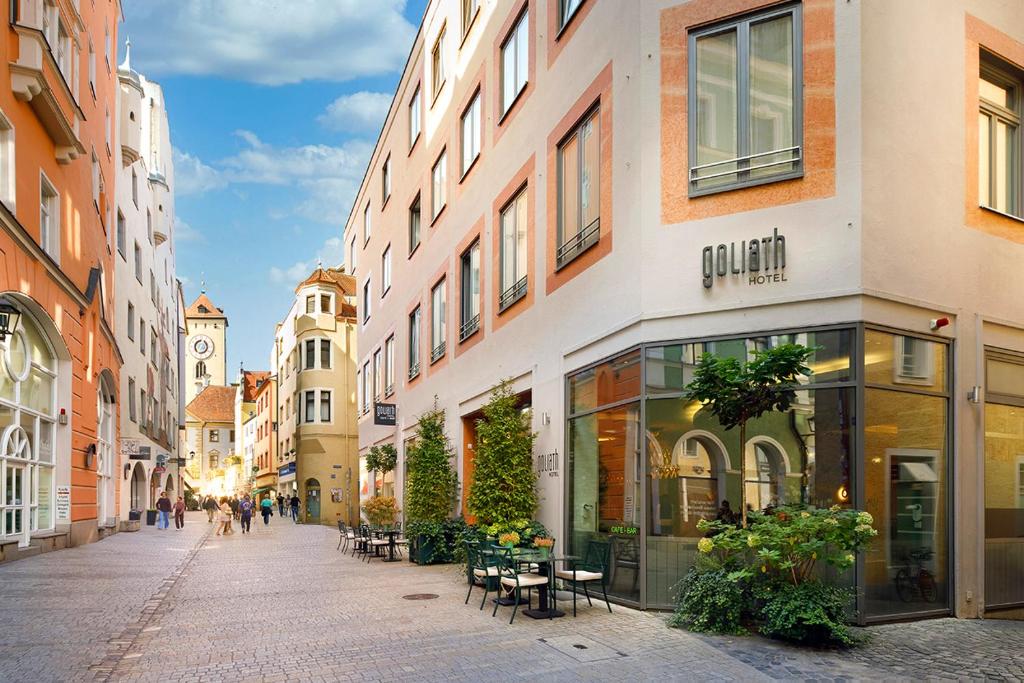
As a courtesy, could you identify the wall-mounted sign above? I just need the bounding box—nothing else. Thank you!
[129,445,151,461]
[278,461,296,477]
[374,403,397,426]
[121,439,139,457]
[702,228,787,289]
[534,450,559,478]
[56,486,71,520]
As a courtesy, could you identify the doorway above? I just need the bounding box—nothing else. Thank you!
[305,478,321,522]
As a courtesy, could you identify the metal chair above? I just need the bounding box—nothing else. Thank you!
[336,521,350,551]
[492,548,550,624]
[464,541,506,610]
[555,539,612,617]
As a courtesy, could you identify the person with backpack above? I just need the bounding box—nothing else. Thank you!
[239,494,254,534]
[260,496,273,526]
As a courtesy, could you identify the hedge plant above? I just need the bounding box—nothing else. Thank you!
[404,403,459,562]
[466,380,537,526]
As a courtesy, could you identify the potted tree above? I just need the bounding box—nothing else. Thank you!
[405,403,459,564]
[362,496,400,527]
[365,444,398,497]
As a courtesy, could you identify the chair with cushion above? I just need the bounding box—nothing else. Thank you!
[464,541,505,610]
[491,549,551,624]
[367,528,391,562]
[555,539,612,617]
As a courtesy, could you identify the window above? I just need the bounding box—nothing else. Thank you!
[432,27,447,97]
[208,450,219,468]
[140,389,147,429]
[556,107,600,268]
[39,174,59,262]
[461,91,481,175]
[150,271,156,305]
[139,321,145,354]
[689,4,802,195]
[105,107,110,152]
[459,241,481,341]
[128,378,137,422]
[349,234,357,273]
[320,293,331,313]
[0,111,13,209]
[320,390,331,423]
[409,195,421,255]
[116,210,125,256]
[432,150,447,219]
[195,360,206,379]
[462,0,479,37]
[501,10,529,115]
[431,279,446,362]
[88,39,95,94]
[361,361,370,414]
[363,201,371,244]
[305,295,315,314]
[559,0,583,30]
[382,156,391,203]
[132,169,138,207]
[409,306,421,379]
[304,391,315,423]
[373,348,383,400]
[320,339,331,370]
[362,279,372,323]
[304,339,315,370]
[127,303,135,341]
[382,245,392,294]
[134,242,142,282]
[979,54,1022,218]
[385,336,395,395]
[91,153,100,206]
[104,23,110,67]
[499,187,529,310]
[409,85,422,148]
[56,19,70,81]
[146,210,152,244]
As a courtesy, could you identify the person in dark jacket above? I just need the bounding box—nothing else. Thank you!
[173,496,186,530]
[277,493,286,517]
[289,494,300,522]
[156,492,172,530]
[229,496,240,520]
[203,495,218,523]
[238,495,254,534]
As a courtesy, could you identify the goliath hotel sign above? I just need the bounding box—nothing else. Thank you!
[702,228,787,289]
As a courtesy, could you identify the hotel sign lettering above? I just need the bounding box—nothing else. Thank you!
[374,403,397,426]
[702,228,787,289]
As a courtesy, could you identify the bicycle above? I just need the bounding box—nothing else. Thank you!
[895,547,937,603]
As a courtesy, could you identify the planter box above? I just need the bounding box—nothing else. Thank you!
[411,534,447,565]
[128,509,142,521]
[145,510,158,526]
[120,519,141,533]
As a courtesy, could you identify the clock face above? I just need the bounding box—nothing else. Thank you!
[191,335,214,360]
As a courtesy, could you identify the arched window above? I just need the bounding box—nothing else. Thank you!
[96,375,115,525]
[0,307,58,545]
[744,440,789,513]
[670,436,720,536]
[195,360,206,379]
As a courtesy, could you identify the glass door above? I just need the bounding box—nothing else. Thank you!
[4,463,27,545]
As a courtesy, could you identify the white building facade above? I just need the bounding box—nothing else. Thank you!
[114,46,180,518]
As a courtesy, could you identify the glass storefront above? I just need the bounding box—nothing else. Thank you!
[984,353,1024,611]
[565,326,951,619]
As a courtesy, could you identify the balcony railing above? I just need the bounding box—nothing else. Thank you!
[408,362,420,380]
[556,219,600,269]
[458,314,480,342]
[498,275,528,312]
[430,342,446,364]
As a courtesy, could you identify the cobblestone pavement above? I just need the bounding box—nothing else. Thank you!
[0,514,1020,681]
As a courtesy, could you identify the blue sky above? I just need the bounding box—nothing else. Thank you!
[123,0,428,374]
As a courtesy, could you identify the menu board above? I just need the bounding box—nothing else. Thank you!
[56,486,71,520]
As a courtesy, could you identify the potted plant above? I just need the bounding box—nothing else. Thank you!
[362,496,400,528]
[533,537,554,559]
[366,443,398,497]
[498,531,521,549]
[145,508,158,526]
[405,403,459,564]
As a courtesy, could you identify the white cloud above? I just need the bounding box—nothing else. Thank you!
[318,91,392,133]
[173,148,226,196]
[125,1,416,86]
[173,216,206,243]
[269,236,345,286]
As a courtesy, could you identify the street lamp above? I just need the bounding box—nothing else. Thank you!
[189,450,195,460]
[0,295,22,342]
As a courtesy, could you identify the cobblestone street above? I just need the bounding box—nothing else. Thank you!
[0,513,1021,682]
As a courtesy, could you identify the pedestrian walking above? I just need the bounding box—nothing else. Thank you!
[239,494,254,534]
[229,495,240,521]
[217,496,233,536]
[289,494,300,523]
[156,491,172,530]
[276,493,285,517]
[203,495,217,523]
[173,496,186,530]
[260,496,273,525]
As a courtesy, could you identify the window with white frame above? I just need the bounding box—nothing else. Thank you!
[134,242,142,282]
[88,39,95,95]
[91,152,99,206]
[320,293,332,314]
[0,110,14,209]
[409,306,421,379]
[409,85,421,148]
[320,390,332,423]
[363,201,371,244]
[305,295,315,315]
[409,195,421,255]
[461,90,481,175]
[132,169,138,207]
[431,279,446,362]
[304,390,316,423]
[104,23,110,67]
[349,234,357,273]
[559,0,584,30]
[432,27,446,97]
[462,0,479,37]
[39,174,59,263]
[501,10,529,115]
[304,338,316,370]
[382,156,391,203]
[432,149,447,219]
[361,361,370,414]
[979,53,1022,218]
[689,4,802,195]
[556,107,600,268]
[127,302,135,341]
[128,377,136,422]
[320,339,331,370]
[385,336,395,395]
[146,210,152,244]
[499,187,528,310]
[116,210,125,256]
[382,245,392,294]
[894,335,935,386]
[0,308,59,543]
[459,240,480,341]
[105,107,111,153]
[373,348,383,401]
[362,279,371,324]
[139,319,145,354]
[56,19,71,82]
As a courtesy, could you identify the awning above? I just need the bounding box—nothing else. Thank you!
[251,486,271,494]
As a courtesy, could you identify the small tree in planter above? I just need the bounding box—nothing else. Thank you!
[684,343,815,527]
[362,496,400,528]
[366,443,398,496]
[405,403,459,563]
[467,380,538,527]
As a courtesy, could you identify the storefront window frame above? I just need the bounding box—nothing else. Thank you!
[563,323,953,622]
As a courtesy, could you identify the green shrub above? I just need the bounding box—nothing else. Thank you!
[756,581,859,647]
[405,403,460,564]
[669,568,748,635]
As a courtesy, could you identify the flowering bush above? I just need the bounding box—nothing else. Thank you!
[672,504,878,646]
[362,496,400,528]
[498,531,521,547]
[484,518,548,546]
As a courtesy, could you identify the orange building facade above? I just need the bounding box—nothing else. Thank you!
[0,0,122,559]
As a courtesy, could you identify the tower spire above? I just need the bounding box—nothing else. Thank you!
[119,36,132,71]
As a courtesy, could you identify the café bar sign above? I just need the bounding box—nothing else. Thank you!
[702,228,787,289]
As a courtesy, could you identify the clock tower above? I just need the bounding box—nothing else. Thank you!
[184,291,228,404]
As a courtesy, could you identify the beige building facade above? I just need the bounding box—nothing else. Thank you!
[350,0,1024,621]
[272,267,359,525]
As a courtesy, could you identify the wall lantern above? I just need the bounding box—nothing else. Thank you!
[84,443,97,469]
[189,450,195,460]
[0,295,22,342]
[123,463,132,480]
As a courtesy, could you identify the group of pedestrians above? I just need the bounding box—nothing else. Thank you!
[154,492,186,530]
[193,492,302,535]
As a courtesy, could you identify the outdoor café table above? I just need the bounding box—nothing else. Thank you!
[381,528,402,562]
[485,549,578,619]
